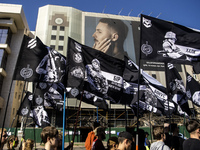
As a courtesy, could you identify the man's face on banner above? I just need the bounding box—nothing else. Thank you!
[92,22,113,47]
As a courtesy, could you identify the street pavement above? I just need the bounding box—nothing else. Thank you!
[3,142,107,150]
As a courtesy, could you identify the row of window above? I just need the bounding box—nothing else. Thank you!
[52,26,65,31]
[0,27,12,45]
[51,35,64,41]
[50,45,63,51]
[0,49,8,70]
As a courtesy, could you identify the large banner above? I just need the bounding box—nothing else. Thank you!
[66,37,125,105]
[13,35,67,83]
[140,14,200,66]
[84,16,137,62]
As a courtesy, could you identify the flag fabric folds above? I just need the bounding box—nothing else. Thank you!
[140,14,200,67]
[34,82,65,111]
[17,91,50,128]
[166,63,192,116]
[66,37,125,108]
[30,106,51,128]
[13,35,67,83]
[17,91,32,117]
[186,73,200,107]
[123,56,175,116]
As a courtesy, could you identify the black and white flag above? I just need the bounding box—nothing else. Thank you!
[145,81,175,116]
[122,56,174,116]
[34,82,65,111]
[140,14,200,67]
[17,92,33,117]
[186,73,200,107]
[13,35,67,83]
[66,37,125,105]
[121,56,146,106]
[17,91,50,128]
[30,106,50,128]
[166,63,192,116]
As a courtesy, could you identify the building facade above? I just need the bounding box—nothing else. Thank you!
[0,3,33,127]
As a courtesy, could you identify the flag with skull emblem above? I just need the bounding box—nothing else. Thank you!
[13,35,67,83]
[166,63,192,116]
[33,82,65,111]
[140,14,200,67]
[186,73,200,107]
[17,91,33,117]
[66,37,125,105]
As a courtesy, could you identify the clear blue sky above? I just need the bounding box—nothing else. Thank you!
[1,0,200,31]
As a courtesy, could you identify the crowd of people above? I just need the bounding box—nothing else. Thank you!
[0,119,200,150]
[85,119,200,150]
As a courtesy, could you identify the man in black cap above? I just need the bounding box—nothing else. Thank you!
[183,119,200,150]
[118,131,133,150]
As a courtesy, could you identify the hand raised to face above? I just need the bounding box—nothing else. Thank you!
[93,38,111,53]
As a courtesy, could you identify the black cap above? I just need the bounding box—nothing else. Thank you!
[118,131,133,141]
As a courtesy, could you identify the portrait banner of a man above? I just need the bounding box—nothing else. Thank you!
[84,15,137,62]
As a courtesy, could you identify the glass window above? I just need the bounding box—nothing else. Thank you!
[52,26,57,30]
[50,45,55,49]
[0,49,8,70]
[51,35,56,40]
[60,26,65,31]
[59,36,64,41]
[152,74,157,79]
[0,27,12,45]
[58,46,63,51]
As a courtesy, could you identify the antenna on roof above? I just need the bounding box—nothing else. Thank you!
[128,9,133,16]
[156,13,162,18]
[137,11,144,17]
[118,8,124,15]
[102,5,106,13]
[148,12,152,16]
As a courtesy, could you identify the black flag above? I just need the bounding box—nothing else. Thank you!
[140,14,200,67]
[121,56,146,106]
[30,106,50,128]
[186,73,200,107]
[13,35,67,83]
[34,82,65,111]
[66,37,125,106]
[144,80,175,116]
[122,56,173,115]
[166,63,192,116]
[17,92,32,117]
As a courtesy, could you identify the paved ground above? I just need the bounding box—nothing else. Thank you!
[3,142,107,150]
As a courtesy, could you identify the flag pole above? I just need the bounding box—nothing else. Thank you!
[96,106,99,122]
[62,90,66,150]
[13,81,28,149]
[71,91,83,150]
[135,14,143,150]
[109,102,111,138]
[65,88,71,146]
[164,63,172,130]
